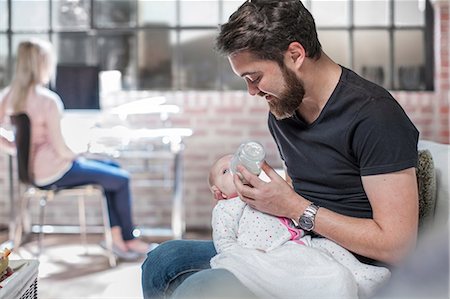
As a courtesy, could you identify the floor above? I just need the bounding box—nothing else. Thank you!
[0,230,211,299]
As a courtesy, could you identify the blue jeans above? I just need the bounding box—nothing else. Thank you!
[41,157,135,240]
[141,240,257,299]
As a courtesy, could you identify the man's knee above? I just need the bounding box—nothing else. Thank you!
[144,239,215,269]
[142,240,187,275]
[172,269,257,299]
[142,240,216,298]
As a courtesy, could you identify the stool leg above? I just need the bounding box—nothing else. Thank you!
[172,151,185,239]
[78,195,88,254]
[13,194,27,250]
[100,195,116,267]
[37,194,48,257]
[22,197,32,235]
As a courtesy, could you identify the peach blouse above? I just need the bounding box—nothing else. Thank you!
[0,86,75,186]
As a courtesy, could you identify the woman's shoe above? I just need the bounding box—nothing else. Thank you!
[131,242,160,257]
[99,241,141,261]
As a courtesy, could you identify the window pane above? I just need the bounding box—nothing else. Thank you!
[180,0,219,26]
[311,0,349,27]
[139,0,176,27]
[394,0,424,26]
[354,0,389,26]
[318,30,350,67]
[12,0,49,31]
[222,0,242,24]
[53,33,96,65]
[138,29,175,89]
[179,30,219,90]
[53,0,90,30]
[354,30,390,88]
[0,0,7,31]
[0,34,7,88]
[394,30,425,90]
[94,0,137,28]
[97,33,137,89]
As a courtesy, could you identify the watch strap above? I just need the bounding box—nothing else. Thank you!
[304,203,319,218]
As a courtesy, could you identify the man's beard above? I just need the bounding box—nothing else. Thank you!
[268,66,305,120]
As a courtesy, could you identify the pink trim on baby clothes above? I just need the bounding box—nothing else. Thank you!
[278,217,306,245]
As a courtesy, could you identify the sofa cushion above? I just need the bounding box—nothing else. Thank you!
[416,149,437,232]
[418,140,449,227]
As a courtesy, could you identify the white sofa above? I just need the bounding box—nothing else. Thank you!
[374,140,449,299]
[418,140,449,228]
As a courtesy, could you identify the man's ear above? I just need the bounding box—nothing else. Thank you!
[285,42,306,69]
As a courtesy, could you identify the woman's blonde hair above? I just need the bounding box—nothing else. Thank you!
[9,38,55,112]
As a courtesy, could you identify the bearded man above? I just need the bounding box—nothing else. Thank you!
[141,1,419,298]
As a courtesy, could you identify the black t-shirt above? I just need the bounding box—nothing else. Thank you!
[268,66,419,219]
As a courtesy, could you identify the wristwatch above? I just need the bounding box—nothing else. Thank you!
[297,203,319,231]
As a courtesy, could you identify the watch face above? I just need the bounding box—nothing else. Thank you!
[299,216,314,231]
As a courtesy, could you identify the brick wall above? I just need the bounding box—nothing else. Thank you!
[0,1,448,233]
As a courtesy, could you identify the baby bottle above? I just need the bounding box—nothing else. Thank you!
[230,141,265,180]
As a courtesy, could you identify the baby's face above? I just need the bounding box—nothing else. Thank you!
[211,155,236,198]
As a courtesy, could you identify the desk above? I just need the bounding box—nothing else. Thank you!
[62,118,193,239]
[117,148,186,239]
[86,128,192,239]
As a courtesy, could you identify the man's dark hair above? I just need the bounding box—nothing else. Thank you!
[216,0,322,66]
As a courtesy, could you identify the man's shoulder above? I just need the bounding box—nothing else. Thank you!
[340,67,393,101]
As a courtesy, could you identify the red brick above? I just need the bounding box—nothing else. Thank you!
[249,107,269,114]
[230,118,265,126]
[421,106,434,114]
[415,118,434,126]
[215,107,245,114]
[216,129,245,136]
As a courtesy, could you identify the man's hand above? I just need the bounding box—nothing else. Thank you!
[233,161,303,218]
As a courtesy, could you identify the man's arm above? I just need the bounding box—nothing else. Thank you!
[234,163,419,265]
[313,168,418,264]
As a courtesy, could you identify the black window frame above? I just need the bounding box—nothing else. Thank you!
[0,0,434,92]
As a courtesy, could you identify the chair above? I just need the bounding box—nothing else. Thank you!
[10,113,116,267]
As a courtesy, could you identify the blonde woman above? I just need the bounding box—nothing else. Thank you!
[0,38,154,260]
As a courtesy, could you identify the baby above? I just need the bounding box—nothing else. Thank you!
[208,154,391,299]
[208,154,305,253]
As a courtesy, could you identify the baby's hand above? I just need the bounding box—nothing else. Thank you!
[211,185,228,201]
[214,190,226,201]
